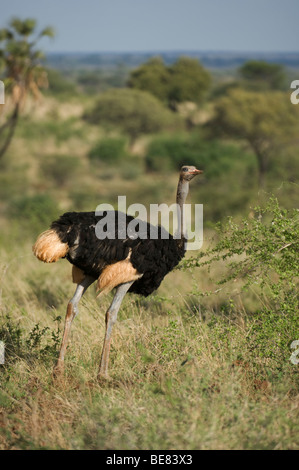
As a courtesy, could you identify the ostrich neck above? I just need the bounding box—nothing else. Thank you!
[176,178,189,244]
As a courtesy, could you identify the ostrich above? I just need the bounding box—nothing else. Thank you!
[33,165,202,378]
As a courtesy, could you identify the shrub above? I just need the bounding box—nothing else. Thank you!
[180,197,299,364]
[88,137,128,165]
[0,314,61,365]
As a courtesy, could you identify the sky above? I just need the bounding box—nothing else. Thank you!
[0,0,298,53]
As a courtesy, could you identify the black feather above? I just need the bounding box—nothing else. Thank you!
[50,211,185,296]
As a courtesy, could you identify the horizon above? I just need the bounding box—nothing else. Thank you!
[44,49,299,70]
[45,49,299,55]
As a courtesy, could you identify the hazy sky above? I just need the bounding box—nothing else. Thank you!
[1,0,298,53]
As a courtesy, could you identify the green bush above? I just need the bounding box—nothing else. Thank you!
[181,197,299,365]
[88,137,128,165]
[0,314,61,365]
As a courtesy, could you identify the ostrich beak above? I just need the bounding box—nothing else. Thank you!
[190,169,203,175]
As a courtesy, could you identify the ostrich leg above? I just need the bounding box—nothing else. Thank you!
[98,281,134,379]
[54,275,95,376]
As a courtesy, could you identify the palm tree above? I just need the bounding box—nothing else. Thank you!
[0,18,54,159]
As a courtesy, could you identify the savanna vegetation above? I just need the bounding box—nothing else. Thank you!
[0,18,298,450]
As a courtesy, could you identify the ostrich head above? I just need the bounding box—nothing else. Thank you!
[180,165,203,181]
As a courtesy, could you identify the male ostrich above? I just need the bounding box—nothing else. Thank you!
[33,165,202,378]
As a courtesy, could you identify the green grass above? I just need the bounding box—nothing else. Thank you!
[0,239,298,450]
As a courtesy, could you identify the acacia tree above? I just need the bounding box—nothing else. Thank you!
[167,57,211,108]
[127,57,170,103]
[0,18,54,159]
[128,56,211,109]
[239,60,287,91]
[207,88,299,188]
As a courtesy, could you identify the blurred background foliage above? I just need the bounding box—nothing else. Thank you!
[128,56,212,109]
[0,17,298,242]
[0,18,298,237]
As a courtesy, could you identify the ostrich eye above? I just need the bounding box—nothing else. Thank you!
[182,168,188,172]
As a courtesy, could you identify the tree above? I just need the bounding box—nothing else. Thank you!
[83,88,182,144]
[127,57,170,103]
[0,18,54,159]
[128,56,211,109]
[207,89,299,188]
[238,60,287,91]
[167,57,211,108]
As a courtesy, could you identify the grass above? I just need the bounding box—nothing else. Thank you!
[0,241,298,450]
